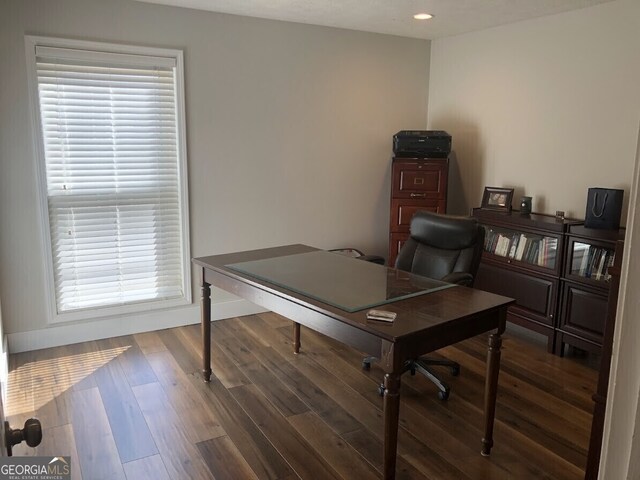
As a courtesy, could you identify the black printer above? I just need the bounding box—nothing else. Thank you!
[392,130,451,158]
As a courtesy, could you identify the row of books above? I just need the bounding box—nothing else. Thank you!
[571,245,615,281]
[484,230,558,268]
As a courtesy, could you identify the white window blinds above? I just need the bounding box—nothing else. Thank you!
[34,45,189,315]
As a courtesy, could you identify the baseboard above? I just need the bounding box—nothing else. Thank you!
[7,299,267,353]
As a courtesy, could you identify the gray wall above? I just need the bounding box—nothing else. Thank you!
[0,0,430,338]
[428,0,640,219]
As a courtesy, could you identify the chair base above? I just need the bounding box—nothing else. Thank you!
[363,356,459,401]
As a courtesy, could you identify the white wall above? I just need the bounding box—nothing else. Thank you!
[427,0,640,218]
[0,0,430,347]
[426,2,640,476]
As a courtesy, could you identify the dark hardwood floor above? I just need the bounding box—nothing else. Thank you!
[6,313,597,479]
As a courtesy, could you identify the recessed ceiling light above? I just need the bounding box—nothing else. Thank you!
[413,13,433,20]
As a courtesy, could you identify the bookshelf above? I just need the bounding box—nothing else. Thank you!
[484,227,559,269]
[555,225,625,355]
[472,208,579,352]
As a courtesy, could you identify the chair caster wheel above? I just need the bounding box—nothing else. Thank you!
[451,365,460,377]
[362,360,371,371]
[378,384,385,397]
[438,390,450,401]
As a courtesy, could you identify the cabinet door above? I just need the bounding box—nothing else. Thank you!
[481,225,563,276]
[475,262,557,327]
[558,282,607,345]
[564,237,615,289]
[392,161,448,199]
[390,199,442,233]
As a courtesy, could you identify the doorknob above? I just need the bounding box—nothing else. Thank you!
[5,418,42,456]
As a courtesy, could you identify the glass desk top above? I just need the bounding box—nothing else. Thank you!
[226,250,455,312]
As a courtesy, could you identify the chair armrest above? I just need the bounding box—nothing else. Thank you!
[441,272,473,286]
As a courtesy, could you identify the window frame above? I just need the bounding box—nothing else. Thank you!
[25,35,192,324]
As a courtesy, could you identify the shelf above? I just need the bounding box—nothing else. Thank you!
[568,242,615,283]
[484,226,559,270]
[563,226,625,290]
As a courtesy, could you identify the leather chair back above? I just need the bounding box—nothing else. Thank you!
[395,211,485,286]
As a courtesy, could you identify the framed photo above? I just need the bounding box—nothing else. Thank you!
[481,187,514,212]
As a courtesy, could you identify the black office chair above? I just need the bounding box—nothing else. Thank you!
[363,210,485,400]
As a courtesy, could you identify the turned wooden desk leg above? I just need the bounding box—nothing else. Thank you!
[383,372,401,480]
[201,275,212,383]
[482,330,503,456]
[293,322,301,354]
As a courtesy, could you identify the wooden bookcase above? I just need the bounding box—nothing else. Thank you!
[471,208,580,352]
[472,209,625,356]
[388,157,448,266]
[555,225,625,355]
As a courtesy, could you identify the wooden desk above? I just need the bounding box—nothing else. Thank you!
[193,244,513,480]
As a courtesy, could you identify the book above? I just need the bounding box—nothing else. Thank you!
[604,253,615,281]
[497,235,509,257]
[508,234,519,259]
[544,238,558,268]
[595,249,609,280]
[528,241,539,264]
[538,238,546,266]
[515,235,527,261]
[585,247,600,278]
[578,245,591,275]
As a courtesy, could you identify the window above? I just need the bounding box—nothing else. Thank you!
[26,37,191,323]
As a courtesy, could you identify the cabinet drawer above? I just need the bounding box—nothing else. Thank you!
[390,199,443,232]
[388,233,409,267]
[475,262,556,326]
[392,162,448,198]
[558,282,607,344]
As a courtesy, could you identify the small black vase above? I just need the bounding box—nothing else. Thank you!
[520,196,532,215]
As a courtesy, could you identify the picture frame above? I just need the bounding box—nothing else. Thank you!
[481,187,514,212]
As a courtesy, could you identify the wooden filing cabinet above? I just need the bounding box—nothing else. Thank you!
[388,157,448,266]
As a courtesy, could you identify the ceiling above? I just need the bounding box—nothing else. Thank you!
[135,0,613,40]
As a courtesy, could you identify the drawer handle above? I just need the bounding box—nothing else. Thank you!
[410,193,426,198]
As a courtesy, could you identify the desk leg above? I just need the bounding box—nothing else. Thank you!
[481,330,503,456]
[383,372,401,480]
[292,322,301,354]
[200,274,212,383]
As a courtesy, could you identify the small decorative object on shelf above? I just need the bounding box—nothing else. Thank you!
[481,187,514,212]
[520,196,532,215]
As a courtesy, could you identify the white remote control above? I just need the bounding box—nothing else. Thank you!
[366,309,397,322]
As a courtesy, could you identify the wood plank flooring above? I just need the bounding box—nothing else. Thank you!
[6,313,597,479]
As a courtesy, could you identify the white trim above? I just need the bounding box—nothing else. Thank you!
[35,45,177,68]
[7,299,267,353]
[0,336,7,408]
[27,35,184,63]
[25,35,58,328]
[599,124,640,479]
[24,35,192,324]
[174,49,193,309]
